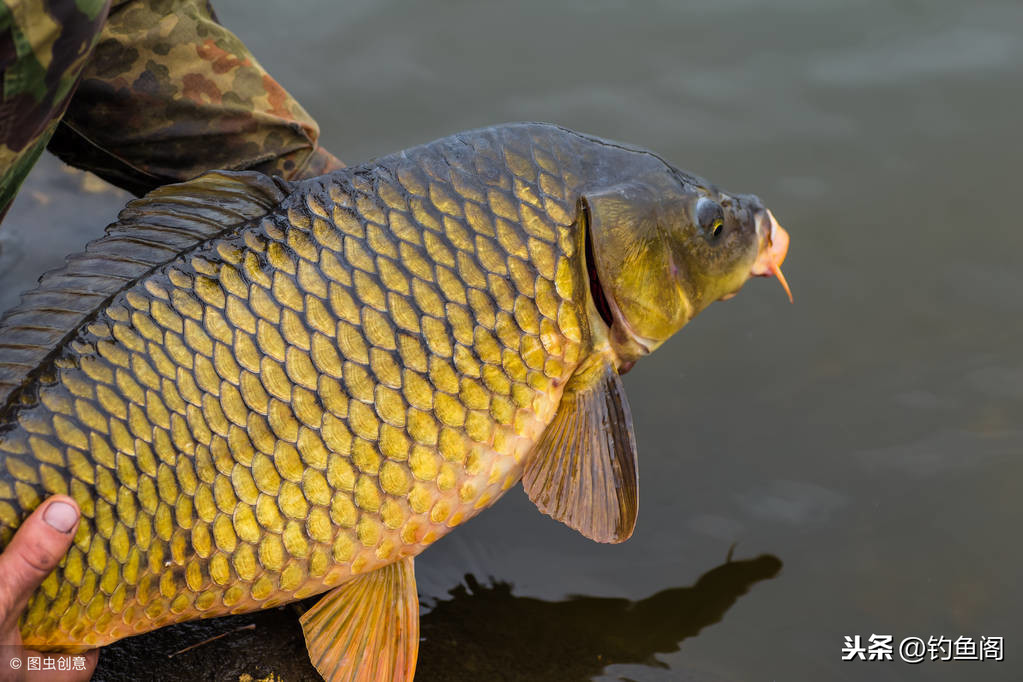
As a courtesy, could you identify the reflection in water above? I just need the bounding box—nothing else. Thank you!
[416,554,783,681]
[94,554,781,681]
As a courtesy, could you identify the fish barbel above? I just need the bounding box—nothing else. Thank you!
[0,123,789,680]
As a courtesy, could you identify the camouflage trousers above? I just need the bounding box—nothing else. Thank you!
[0,0,341,220]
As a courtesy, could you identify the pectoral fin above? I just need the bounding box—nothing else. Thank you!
[523,353,639,543]
[299,557,419,682]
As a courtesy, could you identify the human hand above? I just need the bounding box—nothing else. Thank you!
[0,496,97,681]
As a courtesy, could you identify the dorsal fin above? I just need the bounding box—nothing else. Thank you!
[0,170,289,407]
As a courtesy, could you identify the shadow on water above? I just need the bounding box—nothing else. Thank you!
[416,554,783,681]
[93,553,781,681]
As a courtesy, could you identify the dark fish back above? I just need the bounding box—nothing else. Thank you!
[0,173,289,412]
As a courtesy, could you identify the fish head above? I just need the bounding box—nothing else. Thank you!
[582,164,790,367]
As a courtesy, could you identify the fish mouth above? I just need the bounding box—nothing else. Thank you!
[750,209,792,302]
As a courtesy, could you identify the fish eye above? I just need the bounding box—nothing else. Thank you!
[695,197,725,242]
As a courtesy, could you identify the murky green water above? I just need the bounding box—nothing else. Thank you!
[3,0,1022,679]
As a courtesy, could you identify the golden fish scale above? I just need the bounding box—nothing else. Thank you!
[0,128,592,650]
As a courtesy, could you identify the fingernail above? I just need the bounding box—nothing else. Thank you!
[43,501,78,533]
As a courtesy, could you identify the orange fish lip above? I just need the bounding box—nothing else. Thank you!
[751,209,793,303]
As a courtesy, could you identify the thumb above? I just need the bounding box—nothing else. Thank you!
[0,496,80,621]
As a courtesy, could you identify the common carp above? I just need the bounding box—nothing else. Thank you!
[0,123,789,680]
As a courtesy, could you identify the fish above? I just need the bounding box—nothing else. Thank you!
[0,122,790,681]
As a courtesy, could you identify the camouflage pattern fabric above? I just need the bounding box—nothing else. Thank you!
[0,0,341,219]
[0,0,110,217]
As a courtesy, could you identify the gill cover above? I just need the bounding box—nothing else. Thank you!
[583,181,691,364]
